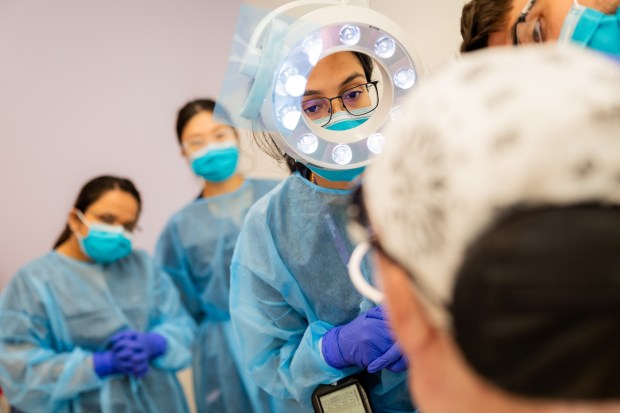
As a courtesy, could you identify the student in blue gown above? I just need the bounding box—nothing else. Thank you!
[154,99,279,413]
[230,51,415,412]
[0,175,195,413]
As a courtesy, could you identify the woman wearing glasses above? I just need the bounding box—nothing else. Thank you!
[154,99,279,413]
[230,51,415,412]
[460,0,619,59]
[0,176,195,413]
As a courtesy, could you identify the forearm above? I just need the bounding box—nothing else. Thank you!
[0,344,101,410]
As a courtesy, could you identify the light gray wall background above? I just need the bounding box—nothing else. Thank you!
[0,0,466,288]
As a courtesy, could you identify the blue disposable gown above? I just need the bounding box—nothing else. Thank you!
[154,178,279,413]
[230,173,415,412]
[0,250,195,413]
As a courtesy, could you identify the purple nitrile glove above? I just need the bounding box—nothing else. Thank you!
[93,348,149,379]
[111,329,168,360]
[367,342,408,373]
[322,306,396,370]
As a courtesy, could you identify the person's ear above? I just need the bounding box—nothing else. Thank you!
[68,210,83,234]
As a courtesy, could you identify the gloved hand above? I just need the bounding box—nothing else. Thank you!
[111,330,168,360]
[367,342,408,373]
[322,306,398,371]
[93,347,149,379]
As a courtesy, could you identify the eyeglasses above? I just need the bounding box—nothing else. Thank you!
[77,210,140,233]
[302,81,380,126]
[512,0,543,45]
[346,186,387,303]
[182,127,237,152]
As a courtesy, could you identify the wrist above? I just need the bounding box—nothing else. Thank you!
[144,332,167,358]
[93,352,114,378]
[322,327,350,369]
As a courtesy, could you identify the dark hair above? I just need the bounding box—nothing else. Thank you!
[175,98,235,145]
[253,51,375,173]
[460,0,513,52]
[53,176,142,248]
[453,203,620,399]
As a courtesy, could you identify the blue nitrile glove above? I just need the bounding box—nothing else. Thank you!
[367,342,408,373]
[111,330,168,360]
[322,306,397,370]
[93,351,119,378]
[93,347,149,378]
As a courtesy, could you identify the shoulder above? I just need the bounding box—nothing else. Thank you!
[1,253,59,304]
[244,176,295,221]
[248,177,282,196]
[11,252,59,283]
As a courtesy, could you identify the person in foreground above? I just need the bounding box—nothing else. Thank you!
[357,45,620,413]
[0,176,194,413]
[460,0,619,59]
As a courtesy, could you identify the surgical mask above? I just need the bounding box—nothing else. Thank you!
[559,1,620,56]
[190,141,239,183]
[313,108,373,131]
[307,164,365,182]
[74,210,133,264]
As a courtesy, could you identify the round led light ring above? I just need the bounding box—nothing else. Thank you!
[264,7,421,170]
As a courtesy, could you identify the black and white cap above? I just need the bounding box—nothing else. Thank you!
[365,44,620,400]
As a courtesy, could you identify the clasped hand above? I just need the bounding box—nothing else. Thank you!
[93,330,168,379]
[322,306,407,373]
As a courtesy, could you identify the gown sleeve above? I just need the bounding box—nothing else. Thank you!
[0,271,102,410]
[147,263,196,371]
[230,200,358,407]
[154,219,205,323]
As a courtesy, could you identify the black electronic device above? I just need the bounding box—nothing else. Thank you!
[312,375,373,413]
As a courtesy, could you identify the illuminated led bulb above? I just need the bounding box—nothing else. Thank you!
[332,144,353,165]
[339,25,361,46]
[394,68,416,90]
[303,36,323,66]
[367,133,385,154]
[374,36,396,59]
[285,75,307,97]
[278,106,301,131]
[297,133,319,154]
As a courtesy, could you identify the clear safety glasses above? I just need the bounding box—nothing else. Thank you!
[182,127,237,153]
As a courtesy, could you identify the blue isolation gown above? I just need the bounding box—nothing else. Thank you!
[154,178,279,413]
[230,173,415,413]
[0,250,195,413]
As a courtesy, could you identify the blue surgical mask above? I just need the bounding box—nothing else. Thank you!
[190,141,239,183]
[559,1,620,56]
[75,210,133,264]
[306,164,365,182]
[314,108,373,131]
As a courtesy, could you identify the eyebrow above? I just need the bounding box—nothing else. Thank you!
[303,72,366,97]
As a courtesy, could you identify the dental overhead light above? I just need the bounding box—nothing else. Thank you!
[218,0,424,171]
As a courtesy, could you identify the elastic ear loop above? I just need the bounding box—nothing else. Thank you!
[348,241,384,303]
